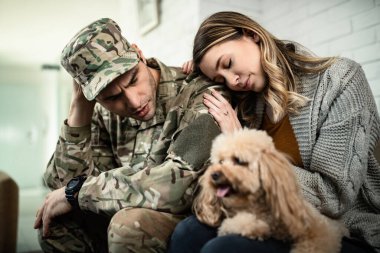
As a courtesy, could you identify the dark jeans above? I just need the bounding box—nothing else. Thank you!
[167,215,375,253]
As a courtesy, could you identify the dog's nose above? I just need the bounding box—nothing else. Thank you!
[211,171,221,181]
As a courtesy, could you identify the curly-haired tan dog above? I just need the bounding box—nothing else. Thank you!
[194,129,347,253]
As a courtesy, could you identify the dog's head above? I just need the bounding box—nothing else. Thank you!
[194,129,307,229]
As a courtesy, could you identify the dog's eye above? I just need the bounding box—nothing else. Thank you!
[232,156,248,166]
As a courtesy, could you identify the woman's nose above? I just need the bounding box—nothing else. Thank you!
[226,73,239,87]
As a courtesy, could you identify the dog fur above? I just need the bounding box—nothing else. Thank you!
[193,129,347,253]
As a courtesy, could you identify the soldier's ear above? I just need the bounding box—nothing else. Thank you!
[131,43,147,64]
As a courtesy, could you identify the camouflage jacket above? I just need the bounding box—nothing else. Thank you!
[44,58,224,216]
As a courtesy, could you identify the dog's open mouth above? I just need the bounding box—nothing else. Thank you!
[215,184,239,198]
[216,185,231,197]
[210,171,237,198]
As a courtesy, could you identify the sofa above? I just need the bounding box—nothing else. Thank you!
[0,170,19,253]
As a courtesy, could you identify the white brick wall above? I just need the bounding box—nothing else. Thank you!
[352,5,380,30]
[229,0,380,110]
[135,0,380,110]
[199,0,262,22]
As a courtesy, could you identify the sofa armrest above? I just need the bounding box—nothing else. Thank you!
[0,171,19,253]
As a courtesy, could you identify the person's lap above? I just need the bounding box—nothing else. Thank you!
[39,208,183,253]
[168,215,375,253]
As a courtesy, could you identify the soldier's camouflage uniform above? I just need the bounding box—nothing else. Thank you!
[40,54,225,252]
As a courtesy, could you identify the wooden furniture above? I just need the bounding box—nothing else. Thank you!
[0,171,19,253]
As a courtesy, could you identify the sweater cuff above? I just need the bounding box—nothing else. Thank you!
[61,119,91,143]
[293,165,321,208]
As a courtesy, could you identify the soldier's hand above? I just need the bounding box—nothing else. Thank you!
[67,80,96,127]
[34,187,72,237]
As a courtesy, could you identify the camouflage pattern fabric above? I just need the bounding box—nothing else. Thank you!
[108,208,184,253]
[61,18,139,101]
[38,208,183,253]
[38,210,110,253]
[43,58,228,252]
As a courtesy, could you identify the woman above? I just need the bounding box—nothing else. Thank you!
[168,11,380,253]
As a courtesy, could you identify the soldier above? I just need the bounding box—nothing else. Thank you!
[33,18,225,253]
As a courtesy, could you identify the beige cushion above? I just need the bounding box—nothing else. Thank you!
[0,171,19,253]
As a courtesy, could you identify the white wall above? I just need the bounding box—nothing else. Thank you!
[0,0,129,66]
[199,0,262,22]
[128,0,199,66]
[0,65,48,188]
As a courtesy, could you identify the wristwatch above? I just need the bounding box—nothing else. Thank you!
[65,175,87,208]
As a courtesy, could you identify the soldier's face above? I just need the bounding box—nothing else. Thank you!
[95,61,158,121]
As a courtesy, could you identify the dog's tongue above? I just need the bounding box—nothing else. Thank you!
[216,186,230,198]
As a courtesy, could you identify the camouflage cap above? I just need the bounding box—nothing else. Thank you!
[61,18,140,100]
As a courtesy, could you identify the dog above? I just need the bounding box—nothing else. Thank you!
[193,129,347,253]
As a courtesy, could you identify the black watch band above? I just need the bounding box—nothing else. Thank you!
[65,175,87,208]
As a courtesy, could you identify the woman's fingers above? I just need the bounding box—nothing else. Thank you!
[203,89,242,133]
[210,88,229,103]
[182,60,194,74]
[203,92,230,115]
[203,95,219,111]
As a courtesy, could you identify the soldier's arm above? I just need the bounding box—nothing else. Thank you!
[44,104,119,190]
[77,79,227,216]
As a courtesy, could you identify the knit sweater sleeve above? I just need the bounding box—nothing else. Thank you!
[294,59,380,218]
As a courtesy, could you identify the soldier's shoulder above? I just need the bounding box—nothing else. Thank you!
[182,72,228,97]
[185,72,211,86]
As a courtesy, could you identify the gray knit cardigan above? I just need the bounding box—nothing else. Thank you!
[251,57,380,251]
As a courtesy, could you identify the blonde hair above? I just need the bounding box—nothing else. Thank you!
[193,11,336,124]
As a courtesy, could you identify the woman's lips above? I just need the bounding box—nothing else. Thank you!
[239,75,251,90]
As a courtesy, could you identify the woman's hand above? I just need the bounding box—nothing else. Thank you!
[203,89,242,133]
[182,60,194,74]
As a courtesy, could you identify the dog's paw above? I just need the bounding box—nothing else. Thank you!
[218,218,243,236]
[218,213,270,240]
[243,217,270,240]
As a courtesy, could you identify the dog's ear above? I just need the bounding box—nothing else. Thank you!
[258,149,308,233]
[193,174,223,227]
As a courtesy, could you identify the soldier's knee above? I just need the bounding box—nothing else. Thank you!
[109,208,148,232]
[108,208,175,253]
[108,208,153,252]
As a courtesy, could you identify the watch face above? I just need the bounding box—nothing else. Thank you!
[67,178,79,189]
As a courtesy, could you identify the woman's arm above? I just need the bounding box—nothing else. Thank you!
[295,64,380,217]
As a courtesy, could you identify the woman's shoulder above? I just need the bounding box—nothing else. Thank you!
[325,57,362,79]
[318,57,367,92]
[330,57,360,68]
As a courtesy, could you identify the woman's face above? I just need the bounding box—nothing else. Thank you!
[199,35,266,92]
